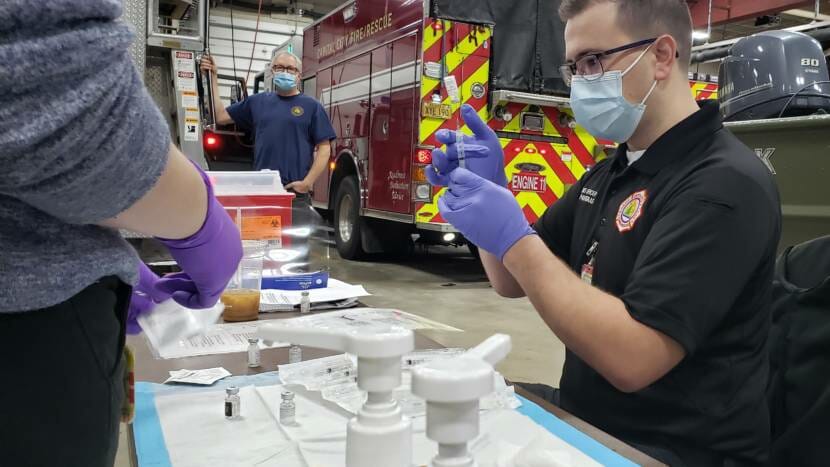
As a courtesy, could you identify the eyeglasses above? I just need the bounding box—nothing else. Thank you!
[559,38,657,87]
[272,65,300,74]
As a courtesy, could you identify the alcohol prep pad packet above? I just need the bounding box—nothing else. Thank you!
[138,298,224,354]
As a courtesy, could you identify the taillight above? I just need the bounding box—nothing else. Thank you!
[412,166,427,182]
[413,146,434,202]
[415,148,433,165]
[204,132,219,149]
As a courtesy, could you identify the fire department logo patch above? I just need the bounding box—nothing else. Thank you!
[615,190,648,233]
[291,106,304,117]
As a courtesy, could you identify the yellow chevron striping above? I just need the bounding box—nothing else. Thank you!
[422,20,451,55]
[419,58,489,143]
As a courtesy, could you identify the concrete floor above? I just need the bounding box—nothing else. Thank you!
[118,238,567,466]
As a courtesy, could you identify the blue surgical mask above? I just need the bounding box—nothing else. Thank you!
[570,45,658,143]
[273,72,296,92]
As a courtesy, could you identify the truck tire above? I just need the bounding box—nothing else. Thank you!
[333,176,365,260]
[468,243,481,260]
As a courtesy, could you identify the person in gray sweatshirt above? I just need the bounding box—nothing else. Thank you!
[0,1,242,465]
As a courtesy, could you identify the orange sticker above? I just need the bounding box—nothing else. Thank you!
[241,215,282,240]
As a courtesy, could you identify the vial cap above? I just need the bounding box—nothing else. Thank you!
[248,337,259,344]
[281,391,295,401]
[226,386,240,395]
[301,291,310,296]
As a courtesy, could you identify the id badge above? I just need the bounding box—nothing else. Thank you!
[580,263,594,285]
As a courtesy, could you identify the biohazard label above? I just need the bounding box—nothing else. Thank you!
[241,215,282,242]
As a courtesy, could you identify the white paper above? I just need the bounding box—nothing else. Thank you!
[294,409,602,467]
[153,385,305,467]
[256,385,349,442]
[164,367,231,385]
[275,307,462,332]
[260,279,370,312]
[149,322,288,359]
[149,384,601,467]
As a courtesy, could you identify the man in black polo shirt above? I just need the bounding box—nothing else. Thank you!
[426,0,780,465]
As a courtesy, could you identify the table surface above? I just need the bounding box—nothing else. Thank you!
[127,310,664,467]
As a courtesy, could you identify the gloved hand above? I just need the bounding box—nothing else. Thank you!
[126,262,171,335]
[155,166,243,308]
[426,104,507,187]
[439,168,535,260]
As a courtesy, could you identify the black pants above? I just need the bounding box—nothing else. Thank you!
[0,277,130,467]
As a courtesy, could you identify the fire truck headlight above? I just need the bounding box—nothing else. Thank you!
[443,233,456,243]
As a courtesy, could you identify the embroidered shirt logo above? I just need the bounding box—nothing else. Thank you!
[579,187,598,205]
[616,190,647,232]
[291,106,304,117]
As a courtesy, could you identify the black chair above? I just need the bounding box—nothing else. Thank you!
[767,235,830,466]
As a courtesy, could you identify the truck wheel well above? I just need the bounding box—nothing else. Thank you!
[329,154,358,210]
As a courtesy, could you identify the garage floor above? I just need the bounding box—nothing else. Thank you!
[117,238,567,466]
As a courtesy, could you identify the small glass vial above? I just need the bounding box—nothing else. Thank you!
[224,386,241,419]
[247,338,261,368]
[279,391,296,425]
[288,344,302,364]
[299,291,311,314]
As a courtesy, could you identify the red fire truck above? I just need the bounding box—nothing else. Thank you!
[298,0,615,259]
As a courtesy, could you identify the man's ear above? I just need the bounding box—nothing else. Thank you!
[653,35,678,81]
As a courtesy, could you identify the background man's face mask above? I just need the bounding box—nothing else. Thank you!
[273,72,297,92]
[569,45,658,143]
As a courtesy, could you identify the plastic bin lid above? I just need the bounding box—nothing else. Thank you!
[208,170,288,196]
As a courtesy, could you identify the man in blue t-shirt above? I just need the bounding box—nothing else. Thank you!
[201,51,336,192]
[202,51,336,263]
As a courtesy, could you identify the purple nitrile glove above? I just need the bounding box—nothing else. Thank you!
[154,166,243,309]
[126,262,171,335]
[438,168,536,260]
[426,104,508,188]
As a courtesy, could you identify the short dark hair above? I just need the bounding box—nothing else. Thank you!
[559,0,693,69]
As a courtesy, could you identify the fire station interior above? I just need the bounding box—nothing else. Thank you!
[38,0,830,465]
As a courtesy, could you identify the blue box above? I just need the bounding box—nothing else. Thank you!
[261,271,329,290]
